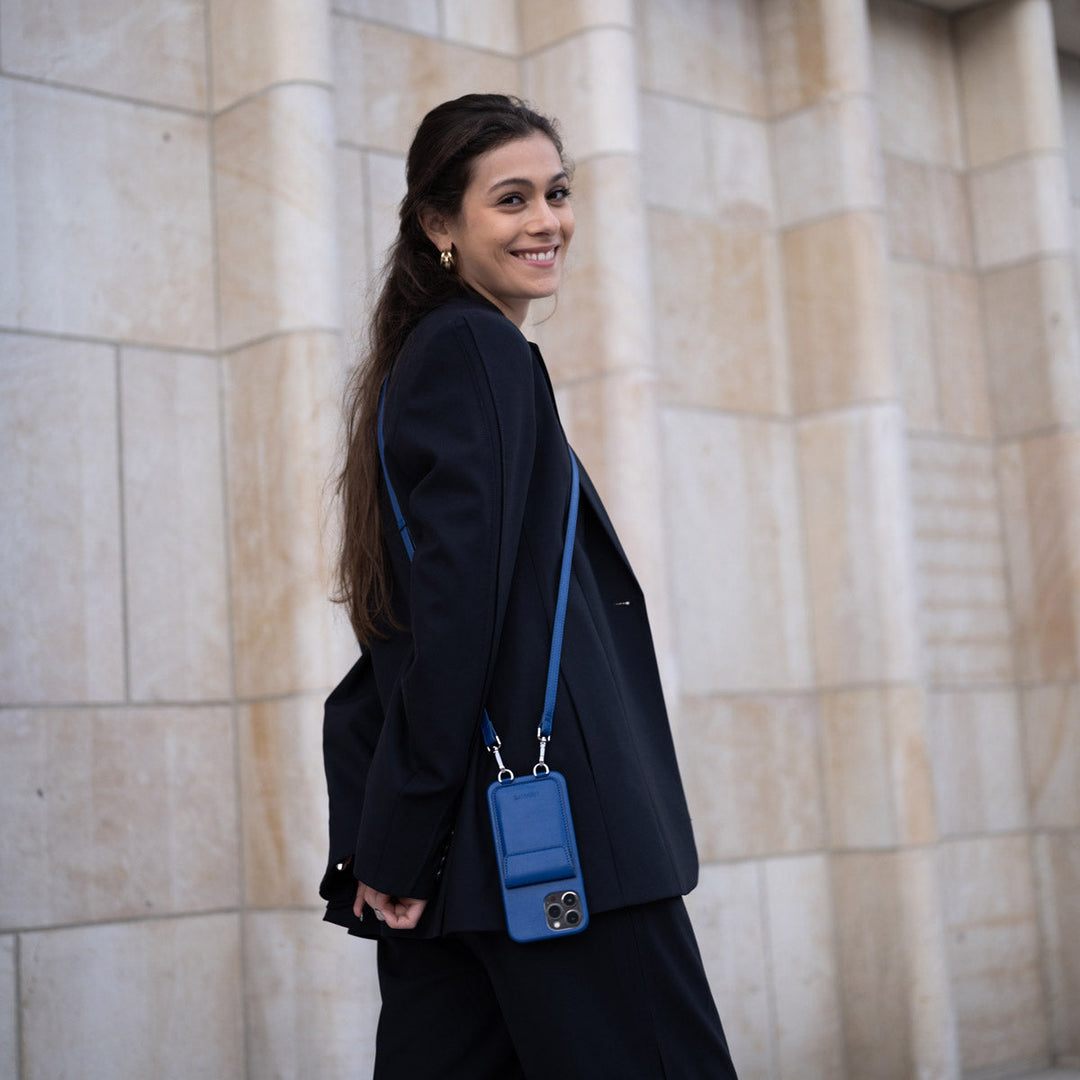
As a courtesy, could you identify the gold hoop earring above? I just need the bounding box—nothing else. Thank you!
[440,248,455,271]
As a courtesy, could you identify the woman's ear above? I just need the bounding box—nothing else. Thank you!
[419,207,452,252]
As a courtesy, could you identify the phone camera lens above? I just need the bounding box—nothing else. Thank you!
[565,909,581,926]
[562,892,578,907]
[547,904,563,920]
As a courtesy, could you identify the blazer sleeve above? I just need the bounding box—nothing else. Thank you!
[352,309,538,899]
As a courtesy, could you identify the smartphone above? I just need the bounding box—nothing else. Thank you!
[487,770,589,943]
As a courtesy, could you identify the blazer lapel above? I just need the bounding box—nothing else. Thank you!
[576,462,638,583]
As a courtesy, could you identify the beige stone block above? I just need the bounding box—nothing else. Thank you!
[523,27,639,159]
[772,95,883,227]
[337,146,372,352]
[709,109,775,229]
[334,0,438,32]
[884,156,973,267]
[526,155,651,381]
[0,86,12,319]
[0,0,208,110]
[894,263,989,438]
[798,405,921,686]
[957,0,1065,168]
[225,331,353,698]
[1075,203,1080,290]
[661,412,813,694]
[679,695,823,859]
[0,336,124,704]
[638,0,766,115]
[982,256,1080,437]
[214,83,340,349]
[640,94,713,216]
[821,686,937,849]
[239,695,326,908]
[245,911,381,1078]
[520,0,633,52]
[890,260,937,431]
[927,691,1026,837]
[764,856,845,1079]
[970,153,1071,269]
[762,0,872,115]
[210,0,333,111]
[121,349,231,702]
[1034,832,1080,1061]
[998,431,1080,681]
[685,862,770,1077]
[365,151,408,279]
[0,80,214,347]
[870,0,963,166]
[0,937,14,1080]
[928,268,992,438]
[783,211,895,413]
[832,849,960,1079]
[1061,52,1080,197]
[333,19,518,154]
[1021,684,1080,828]
[650,212,789,414]
[0,707,239,930]
[940,835,1049,1072]
[20,914,243,1080]
[443,0,520,53]
[909,437,1013,685]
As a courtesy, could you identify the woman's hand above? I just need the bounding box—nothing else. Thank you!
[354,881,428,930]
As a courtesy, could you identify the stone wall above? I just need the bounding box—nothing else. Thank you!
[1,1,1078,1077]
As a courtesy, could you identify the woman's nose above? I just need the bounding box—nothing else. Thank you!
[527,199,559,233]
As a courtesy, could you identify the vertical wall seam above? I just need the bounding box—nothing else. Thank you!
[756,861,781,1080]
[114,345,132,705]
[14,934,24,1080]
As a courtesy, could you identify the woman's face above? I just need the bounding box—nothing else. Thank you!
[430,133,574,326]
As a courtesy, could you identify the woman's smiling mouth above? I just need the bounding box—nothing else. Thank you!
[514,247,558,264]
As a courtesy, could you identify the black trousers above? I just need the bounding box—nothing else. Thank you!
[374,897,739,1079]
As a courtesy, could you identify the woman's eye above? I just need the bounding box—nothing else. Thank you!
[548,187,571,202]
[498,193,524,206]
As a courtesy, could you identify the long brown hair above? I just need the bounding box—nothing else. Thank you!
[335,94,566,645]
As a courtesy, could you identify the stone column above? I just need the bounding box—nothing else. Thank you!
[518,0,679,697]
[208,1,361,1073]
[764,0,958,1076]
[957,0,1080,1065]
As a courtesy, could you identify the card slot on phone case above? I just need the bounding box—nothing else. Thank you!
[503,846,574,888]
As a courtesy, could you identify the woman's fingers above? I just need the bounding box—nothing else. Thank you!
[353,882,392,919]
[353,883,428,930]
[385,896,428,930]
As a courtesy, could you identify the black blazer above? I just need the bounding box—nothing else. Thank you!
[321,296,697,938]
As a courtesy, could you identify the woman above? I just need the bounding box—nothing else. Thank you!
[323,93,738,1079]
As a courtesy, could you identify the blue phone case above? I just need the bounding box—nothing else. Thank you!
[487,770,589,943]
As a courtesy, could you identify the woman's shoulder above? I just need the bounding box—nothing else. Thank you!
[406,297,530,362]
[386,297,540,447]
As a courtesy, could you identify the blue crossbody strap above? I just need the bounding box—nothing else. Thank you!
[539,450,578,741]
[377,382,416,561]
[377,378,579,774]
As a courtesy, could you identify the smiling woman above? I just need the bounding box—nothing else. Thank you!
[418,132,575,326]
[323,93,738,1080]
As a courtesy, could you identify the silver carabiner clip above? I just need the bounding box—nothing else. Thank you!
[488,738,514,782]
[533,735,550,776]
